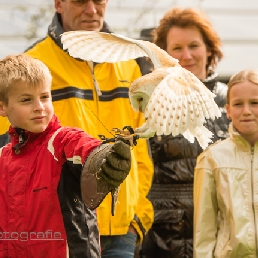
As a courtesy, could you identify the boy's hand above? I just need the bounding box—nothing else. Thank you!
[81,138,131,210]
[100,138,131,188]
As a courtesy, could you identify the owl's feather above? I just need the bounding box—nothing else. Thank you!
[61,31,221,149]
[139,67,220,148]
[62,31,179,69]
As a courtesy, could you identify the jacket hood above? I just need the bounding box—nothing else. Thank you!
[201,71,219,92]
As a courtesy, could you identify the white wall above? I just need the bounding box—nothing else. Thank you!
[0,0,257,77]
[105,0,258,77]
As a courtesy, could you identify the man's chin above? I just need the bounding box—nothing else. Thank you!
[79,24,101,32]
[84,28,101,32]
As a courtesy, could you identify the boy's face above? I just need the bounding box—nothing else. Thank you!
[226,80,258,145]
[0,81,54,133]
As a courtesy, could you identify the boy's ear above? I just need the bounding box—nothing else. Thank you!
[0,101,7,117]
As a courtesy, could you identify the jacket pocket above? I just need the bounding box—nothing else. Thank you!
[153,209,185,237]
[0,249,6,258]
[155,209,184,223]
[0,242,6,257]
[27,240,66,258]
[140,209,191,257]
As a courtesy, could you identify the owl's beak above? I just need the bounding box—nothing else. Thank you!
[138,97,144,112]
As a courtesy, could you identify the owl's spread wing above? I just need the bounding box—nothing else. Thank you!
[61,31,147,63]
[137,67,221,149]
[61,31,179,69]
[61,31,219,149]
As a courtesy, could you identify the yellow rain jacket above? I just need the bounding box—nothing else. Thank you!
[23,15,154,242]
[0,118,9,134]
[194,123,258,257]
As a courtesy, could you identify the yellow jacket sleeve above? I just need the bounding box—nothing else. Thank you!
[0,117,10,135]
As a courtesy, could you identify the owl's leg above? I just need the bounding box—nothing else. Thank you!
[134,122,155,138]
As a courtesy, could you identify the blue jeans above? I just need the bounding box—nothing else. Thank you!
[100,232,137,258]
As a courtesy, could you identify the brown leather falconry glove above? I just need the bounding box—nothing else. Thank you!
[81,138,131,211]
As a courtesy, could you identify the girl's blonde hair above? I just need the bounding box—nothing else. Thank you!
[0,54,52,104]
[154,7,223,72]
[227,70,258,104]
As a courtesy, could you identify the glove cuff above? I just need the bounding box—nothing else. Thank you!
[81,143,115,210]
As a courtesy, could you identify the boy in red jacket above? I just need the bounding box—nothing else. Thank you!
[0,54,131,258]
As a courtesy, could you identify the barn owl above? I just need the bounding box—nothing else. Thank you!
[61,31,221,149]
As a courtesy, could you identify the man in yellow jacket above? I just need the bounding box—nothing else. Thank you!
[3,0,153,257]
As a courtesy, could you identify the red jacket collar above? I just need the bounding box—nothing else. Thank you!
[8,114,61,149]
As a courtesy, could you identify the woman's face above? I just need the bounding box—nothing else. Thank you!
[166,26,211,80]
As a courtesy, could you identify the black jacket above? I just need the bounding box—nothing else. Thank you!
[0,132,10,148]
[138,73,230,258]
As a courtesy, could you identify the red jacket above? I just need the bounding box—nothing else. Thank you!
[0,115,101,258]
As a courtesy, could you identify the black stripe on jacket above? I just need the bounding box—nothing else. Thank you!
[51,87,129,102]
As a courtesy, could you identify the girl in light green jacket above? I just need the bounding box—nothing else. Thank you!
[194,70,258,258]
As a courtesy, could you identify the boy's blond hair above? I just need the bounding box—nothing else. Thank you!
[226,70,258,104]
[0,54,52,104]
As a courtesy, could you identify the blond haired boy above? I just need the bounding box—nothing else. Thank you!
[0,54,131,258]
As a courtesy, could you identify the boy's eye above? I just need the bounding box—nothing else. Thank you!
[41,95,50,99]
[20,98,31,102]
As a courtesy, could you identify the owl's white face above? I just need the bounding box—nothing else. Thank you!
[129,69,170,113]
[166,26,211,80]
[129,92,149,112]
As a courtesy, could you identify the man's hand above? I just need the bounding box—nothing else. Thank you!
[100,139,131,188]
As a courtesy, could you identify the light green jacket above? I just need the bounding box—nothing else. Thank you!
[194,124,258,258]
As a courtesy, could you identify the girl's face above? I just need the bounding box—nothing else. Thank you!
[166,26,211,80]
[226,80,258,145]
